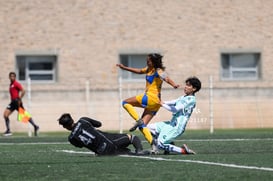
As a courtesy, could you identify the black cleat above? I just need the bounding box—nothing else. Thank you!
[3,130,12,136]
[34,126,39,136]
[136,150,151,155]
[129,119,144,132]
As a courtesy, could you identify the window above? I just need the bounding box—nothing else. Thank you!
[16,55,57,83]
[119,54,146,80]
[221,52,261,80]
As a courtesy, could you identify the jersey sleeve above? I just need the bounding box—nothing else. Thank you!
[80,117,102,128]
[163,99,178,106]
[162,99,184,113]
[140,67,148,73]
[156,68,167,80]
[162,96,196,114]
[14,81,23,91]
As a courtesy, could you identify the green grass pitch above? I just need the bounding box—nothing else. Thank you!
[0,129,273,181]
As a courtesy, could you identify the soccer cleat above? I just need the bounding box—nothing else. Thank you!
[129,119,144,132]
[136,150,151,155]
[34,126,39,136]
[182,144,196,155]
[3,130,12,136]
[163,150,170,155]
[150,142,159,155]
[150,149,160,155]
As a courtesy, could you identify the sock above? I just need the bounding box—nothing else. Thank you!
[122,102,139,121]
[181,148,187,154]
[4,117,10,131]
[29,118,38,128]
[166,144,185,154]
[169,144,186,154]
[140,127,153,144]
[131,135,143,152]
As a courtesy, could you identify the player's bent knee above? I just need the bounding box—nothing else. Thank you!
[122,101,127,106]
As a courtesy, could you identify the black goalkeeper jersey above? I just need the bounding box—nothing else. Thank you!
[68,117,117,155]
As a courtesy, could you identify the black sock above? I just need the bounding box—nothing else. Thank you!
[29,118,38,128]
[4,117,10,131]
[131,135,143,152]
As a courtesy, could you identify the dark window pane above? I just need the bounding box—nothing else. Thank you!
[17,56,26,80]
[29,62,53,70]
[29,74,53,80]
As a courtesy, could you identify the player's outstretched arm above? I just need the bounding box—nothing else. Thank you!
[164,76,179,89]
[81,117,102,127]
[158,70,179,89]
[161,101,183,113]
[116,64,143,74]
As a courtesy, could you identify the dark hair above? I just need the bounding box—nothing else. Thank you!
[148,53,165,70]
[58,113,73,127]
[185,76,201,93]
[9,72,16,77]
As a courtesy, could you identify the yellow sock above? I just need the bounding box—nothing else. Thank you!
[140,127,153,144]
[123,103,139,121]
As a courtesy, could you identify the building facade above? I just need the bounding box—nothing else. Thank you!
[0,0,273,133]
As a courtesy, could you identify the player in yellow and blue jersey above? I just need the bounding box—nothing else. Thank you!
[147,76,201,154]
[116,53,179,150]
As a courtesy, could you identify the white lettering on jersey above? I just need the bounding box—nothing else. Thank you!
[78,129,95,146]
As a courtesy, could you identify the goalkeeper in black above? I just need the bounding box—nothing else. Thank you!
[58,113,145,156]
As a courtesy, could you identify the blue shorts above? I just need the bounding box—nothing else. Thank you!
[135,92,161,113]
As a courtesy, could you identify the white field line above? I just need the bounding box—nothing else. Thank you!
[120,155,273,172]
[0,142,68,145]
[57,149,273,172]
[1,137,272,172]
[56,149,95,155]
[177,138,273,142]
[0,138,273,145]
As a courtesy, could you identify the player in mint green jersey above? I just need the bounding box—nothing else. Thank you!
[147,76,201,154]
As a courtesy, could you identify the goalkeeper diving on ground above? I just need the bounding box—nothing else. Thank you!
[58,113,149,156]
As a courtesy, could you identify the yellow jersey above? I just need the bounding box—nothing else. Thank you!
[141,67,166,96]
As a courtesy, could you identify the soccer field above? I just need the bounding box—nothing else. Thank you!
[1,129,273,181]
